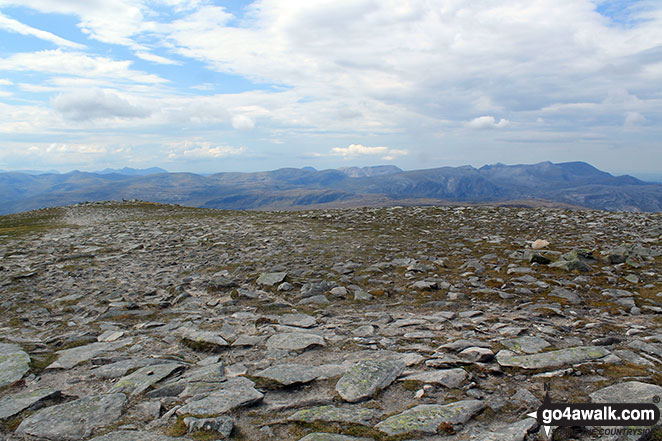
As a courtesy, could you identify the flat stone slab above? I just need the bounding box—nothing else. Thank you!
[590,381,662,440]
[0,388,60,419]
[89,431,187,440]
[266,332,326,352]
[16,393,127,440]
[0,343,30,387]
[501,336,551,354]
[288,405,382,426]
[471,418,538,441]
[254,363,346,387]
[48,339,132,369]
[336,359,405,403]
[257,272,287,286]
[400,368,467,388]
[177,377,263,416]
[110,363,183,396]
[298,434,371,441]
[496,346,610,370]
[280,313,316,328]
[178,328,229,351]
[590,381,662,405]
[375,400,486,436]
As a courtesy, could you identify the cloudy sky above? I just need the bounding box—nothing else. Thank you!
[0,0,660,174]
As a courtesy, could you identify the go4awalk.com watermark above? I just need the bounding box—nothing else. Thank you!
[526,384,660,438]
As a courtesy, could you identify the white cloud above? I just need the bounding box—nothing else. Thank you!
[167,141,246,159]
[330,144,409,160]
[465,116,510,129]
[134,51,180,65]
[231,115,255,130]
[45,143,106,154]
[52,89,152,121]
[624,111,646,127]
[0,11,85,49]
[0,79,12,85]
[0,50,166,84]
[0,0,146,47]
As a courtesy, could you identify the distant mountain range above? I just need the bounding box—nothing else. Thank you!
[1,162,661,214]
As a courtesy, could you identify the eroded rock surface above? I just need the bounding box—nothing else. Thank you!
[0,201,660,440]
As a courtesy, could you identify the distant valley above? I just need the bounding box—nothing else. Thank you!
[1,161,661,214]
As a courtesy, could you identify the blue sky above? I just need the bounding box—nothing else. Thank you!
[0,0,660,174]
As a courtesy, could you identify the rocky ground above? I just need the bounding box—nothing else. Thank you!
[0,201,661,441]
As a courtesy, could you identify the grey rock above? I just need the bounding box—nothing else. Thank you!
[257,271,287,286]
[0,388,60,419]
[353,290,374,301]
[549,287,582,304]
[177,377,263,416]
[111,363,183,396]
[183,415,233,437]
[336,359,405,403]
[502,336,551,354]
[460,346,494,362]
[288,405,381,426]
[89,431,187,441]
[400,368,467,388]
[231,335,265,347]
[178,328,229,351]
[16,393,127,440]
[590,381,662,406]
[590,381,662,440]
[266,332,326,352]
[497,346,610,369]
[254,363,346,386]
[375,400,486,436]
[298,294,330,305]
[280,313,316,328]
[439,339,490,352]
[471,418,538,441]
[0,343,30,387]
[353,325,376,337]
[48,339,132,369]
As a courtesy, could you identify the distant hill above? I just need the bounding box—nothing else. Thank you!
[0,162,661,214]
[338,165,403,178]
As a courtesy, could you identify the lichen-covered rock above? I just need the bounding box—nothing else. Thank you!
[16,393,127,440]
[89,430,187,440]
[110,363,183,396]
[176,377,263,416]
[183,415,233,437]
[501,336,551,354]
[178,328,229,352]
[287,405,381,426]
[266,332,326,352]
[375,400,486,436]
[254,363,346,387]
[0,343,30,388]
[335,359,405,403]
[0,388,60,419]
[470,418,538,440]
[48,339,133,369]
[496,346,610,369]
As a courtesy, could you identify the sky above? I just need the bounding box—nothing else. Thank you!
[0,0,660,174]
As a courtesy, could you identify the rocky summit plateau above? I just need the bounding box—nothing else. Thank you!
[0,201,661,441]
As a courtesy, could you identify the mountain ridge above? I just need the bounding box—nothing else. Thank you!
[1,161,660,214]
